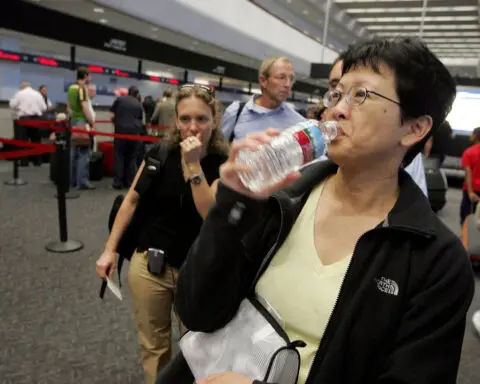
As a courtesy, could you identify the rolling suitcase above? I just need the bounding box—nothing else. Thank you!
[423,157,448,212]
[461,204,480,266]
[89,151,104,181]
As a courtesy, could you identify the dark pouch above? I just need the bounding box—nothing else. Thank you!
[148,248,166,275]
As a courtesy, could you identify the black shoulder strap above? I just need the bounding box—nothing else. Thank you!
[115,141,169,287]
[134,142,170,195]
[229,102,246,142]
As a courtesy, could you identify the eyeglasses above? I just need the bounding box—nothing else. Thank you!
[180,83,215,95]
[271,74,296,85]
[323,86,401,108]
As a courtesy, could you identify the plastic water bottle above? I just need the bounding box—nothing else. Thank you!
[236,120,338,192]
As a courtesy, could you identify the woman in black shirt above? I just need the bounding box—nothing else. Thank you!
[95,84,228,384]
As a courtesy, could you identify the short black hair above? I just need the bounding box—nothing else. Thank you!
[332,50,346,68]
[342,38,456,166]
[473,127,480,141]
[77,67,90,80]
[128,86,140,98]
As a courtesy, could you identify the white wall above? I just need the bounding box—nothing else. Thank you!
[94,0,338,76]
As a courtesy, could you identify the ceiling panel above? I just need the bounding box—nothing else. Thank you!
[334,0,480,56]
[26,0,261,70]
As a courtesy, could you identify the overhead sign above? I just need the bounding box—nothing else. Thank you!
[6,0,326,95]
[104,38,128,53]
[0,50,182,85]
[0,49,70,69]
[77,62,137,78]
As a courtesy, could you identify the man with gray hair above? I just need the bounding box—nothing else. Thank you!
[222,56,305,142]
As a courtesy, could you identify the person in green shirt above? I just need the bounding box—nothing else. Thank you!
[67,67,95,189]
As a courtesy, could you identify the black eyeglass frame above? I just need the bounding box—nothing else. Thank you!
[323,86,401,108]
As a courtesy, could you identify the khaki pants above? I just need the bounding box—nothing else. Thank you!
[128,251,185,384]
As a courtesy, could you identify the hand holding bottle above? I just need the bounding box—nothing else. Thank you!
[220,129,301,199]
[234,120,338,193]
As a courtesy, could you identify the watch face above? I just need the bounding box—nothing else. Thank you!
[190,174,203,185]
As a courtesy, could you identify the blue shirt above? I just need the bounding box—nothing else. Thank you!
[222,96,305,141]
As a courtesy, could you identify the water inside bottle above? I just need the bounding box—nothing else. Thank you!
[236,121,339,192]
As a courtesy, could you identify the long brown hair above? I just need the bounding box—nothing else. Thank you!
[165,85,229,155]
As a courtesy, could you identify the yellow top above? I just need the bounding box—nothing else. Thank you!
[256,181,352,383]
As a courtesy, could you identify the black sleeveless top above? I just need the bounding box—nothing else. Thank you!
[135,146,227,269]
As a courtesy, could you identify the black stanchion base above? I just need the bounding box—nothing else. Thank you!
[4,178,28,186]
[45,239,84,253]
[55,190,80,199]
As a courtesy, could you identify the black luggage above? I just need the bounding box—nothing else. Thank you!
[423,157,448,212]
[49,151,58,184]
[89,151,104,181]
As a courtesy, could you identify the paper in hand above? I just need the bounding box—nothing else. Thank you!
[106,276,123,301]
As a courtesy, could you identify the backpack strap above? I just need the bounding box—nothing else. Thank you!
[119,141,169,272]
[134,141,170,195]
[106,141,170,293]
[229,102,246,142]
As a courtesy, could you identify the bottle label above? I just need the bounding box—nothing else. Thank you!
[291,121,326,164]
[307,125,326,158]
[293,130,314,164]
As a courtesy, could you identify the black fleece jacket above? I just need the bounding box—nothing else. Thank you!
[166,160,474,384]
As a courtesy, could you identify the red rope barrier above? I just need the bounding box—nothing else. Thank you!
[70,128,163,143]
[0,138,56,160]
[16,119,169,130]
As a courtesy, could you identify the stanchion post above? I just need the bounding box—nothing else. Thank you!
[55,119,79,199]
[4,159,28,186]
[45,138,83,253]
[5,119,28,186]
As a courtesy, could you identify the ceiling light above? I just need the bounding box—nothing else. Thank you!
[367,24,479,31]
[303,10,309,15]
[358,16,477,23]
[346,6,477,14]
[99,18,108,24]
[93,7,104,13]
[336,0,428,2]
[376,31,480,37]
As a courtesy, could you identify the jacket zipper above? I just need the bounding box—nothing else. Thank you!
[304,226,410,383]
[303,233,362,384]
[249,193,430,382]
[251,195,289,288]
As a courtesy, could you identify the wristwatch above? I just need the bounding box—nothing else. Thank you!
[189,173,204,185]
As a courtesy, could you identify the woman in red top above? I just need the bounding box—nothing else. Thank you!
[460,127,480,224]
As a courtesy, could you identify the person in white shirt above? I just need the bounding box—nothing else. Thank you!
[9,82,47,166]
[87,84,97,151]
[328,56,428,197]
